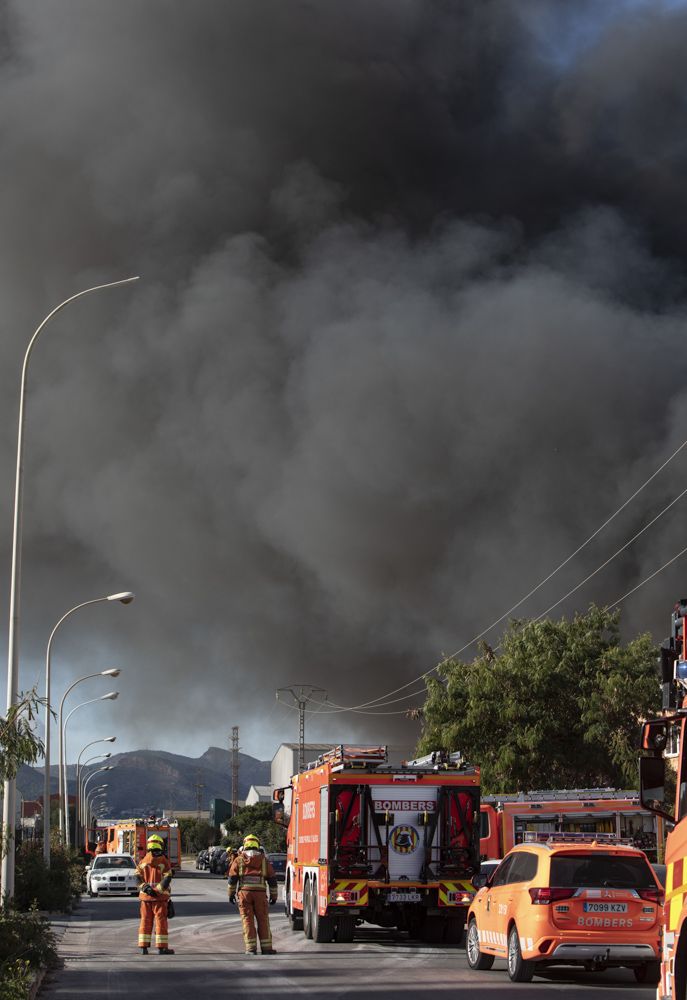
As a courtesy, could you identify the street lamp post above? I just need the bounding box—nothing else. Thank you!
[75,754,111,847]
[44,597,131,866]
[74,737,116,844]
[62,693,118,848]
[1,276,139,899]
[58,671,120,842]
[82,770,112,833]
[87,793,108,830]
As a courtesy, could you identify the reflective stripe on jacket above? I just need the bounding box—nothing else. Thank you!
[228,850,277,891]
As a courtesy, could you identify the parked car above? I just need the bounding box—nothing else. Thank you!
[86,853,139,897]
[209,848,229,876]
[267,853,287,882]
[466,834,662,984]
[196,849,209,870]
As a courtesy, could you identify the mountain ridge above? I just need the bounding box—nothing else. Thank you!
[18,746,270,816]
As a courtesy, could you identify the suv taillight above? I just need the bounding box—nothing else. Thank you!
[638,887,662,903]
[529,887,575,905]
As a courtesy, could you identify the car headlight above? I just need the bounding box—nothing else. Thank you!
[92,875,103,881]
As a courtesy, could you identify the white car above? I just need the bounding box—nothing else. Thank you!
[87,853,139,897]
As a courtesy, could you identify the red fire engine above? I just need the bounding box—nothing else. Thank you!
[85,817,182,871]
[480,790,662,861]
[639,599,687,999]
[273,745,480,944]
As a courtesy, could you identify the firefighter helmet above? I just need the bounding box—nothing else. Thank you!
[243,834,260,850]
[147,835,164,850]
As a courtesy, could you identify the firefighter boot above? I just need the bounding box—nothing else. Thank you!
[140,948,149,955]
[158,947,175,955]
[261,948,277,955]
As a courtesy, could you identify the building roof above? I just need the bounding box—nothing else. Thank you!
[278,743,336,751]
[248,785,272,796]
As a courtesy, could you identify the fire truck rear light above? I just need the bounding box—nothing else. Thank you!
[459,894,472,904]
[529,887,575,905]
[331,891,358,903]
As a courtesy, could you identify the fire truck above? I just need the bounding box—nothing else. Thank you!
[639,599,687,999]
[86,817,182,871]
[481,790,662,861]
[272,745,480,944]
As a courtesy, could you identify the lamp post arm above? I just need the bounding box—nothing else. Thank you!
[45,599,112,864]
[58,674,105,842]
[1,276,139,900]
[62,696,113,848]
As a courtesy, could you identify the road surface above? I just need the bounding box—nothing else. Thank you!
[40,865,656,999]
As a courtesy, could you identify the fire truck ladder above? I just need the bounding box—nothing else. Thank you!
[315,745,388,770]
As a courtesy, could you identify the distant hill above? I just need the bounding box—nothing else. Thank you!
[18,746,270,816]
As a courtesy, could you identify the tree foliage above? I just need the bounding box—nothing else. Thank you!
[417,606,659,793]
[0,691,46,784]
[1,690,48,864]
[223,803,285,854]
[177,818,217,853]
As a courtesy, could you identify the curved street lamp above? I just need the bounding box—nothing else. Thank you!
[58,672,120,841]
[43,596,132,864]
[1,277,139,899]
[82,769,112,831]
[61,691,119,847]
[75,754,111,845]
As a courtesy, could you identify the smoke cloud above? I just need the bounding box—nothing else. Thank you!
[1,0,686,759]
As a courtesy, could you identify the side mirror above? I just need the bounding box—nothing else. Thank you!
[639,754,675,821]
[641,720,669,752]
[472,873,488,890]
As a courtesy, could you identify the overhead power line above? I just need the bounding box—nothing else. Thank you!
[309,436,687,717]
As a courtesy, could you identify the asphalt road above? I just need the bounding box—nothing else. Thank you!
[41,865,656,999]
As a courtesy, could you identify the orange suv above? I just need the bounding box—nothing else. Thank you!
[466,834,662,984]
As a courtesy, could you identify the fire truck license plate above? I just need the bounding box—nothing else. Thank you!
[388,891,422,903]
[583,902,628,913]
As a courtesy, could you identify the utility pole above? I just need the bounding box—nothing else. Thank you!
[276,685,327,772]
[231,727,240,817]
[194,770,205,822]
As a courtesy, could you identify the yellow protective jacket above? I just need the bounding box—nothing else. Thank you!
[228,850,277,893]
[135,852,173,901]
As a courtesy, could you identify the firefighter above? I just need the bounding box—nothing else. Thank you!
[136,834,175,955]
[94,836,107,855]
[228,834,278,954]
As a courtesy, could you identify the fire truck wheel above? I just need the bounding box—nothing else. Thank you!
[334,916,356,943]
[285,880,303,931]
[507,926,534,983]
[311,878,335,943]
[443,917,465,946]
[466,919,494,971]
[633,961,660,984]
[676,930,687,1000]
[303,880,313,939]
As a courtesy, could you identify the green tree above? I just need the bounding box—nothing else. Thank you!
[417,606,659,793]
[224,803,286,853]
[178,818,217,853]
[1,691,47,861]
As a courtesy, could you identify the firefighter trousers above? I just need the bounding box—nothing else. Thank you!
[237,889,272,952]
[138,898,169,948]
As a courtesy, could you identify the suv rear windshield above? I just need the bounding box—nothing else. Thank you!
[550,853,654,889]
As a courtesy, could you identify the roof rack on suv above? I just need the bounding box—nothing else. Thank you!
[521,831,635,846]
